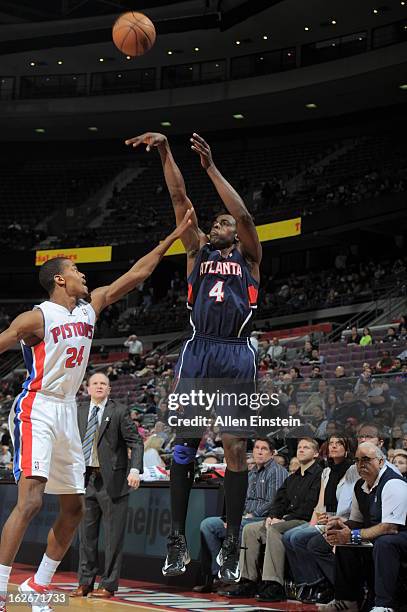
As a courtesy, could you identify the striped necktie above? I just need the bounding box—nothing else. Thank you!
[83,405,99,466]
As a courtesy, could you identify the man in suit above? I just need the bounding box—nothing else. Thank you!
[71,372,143,599]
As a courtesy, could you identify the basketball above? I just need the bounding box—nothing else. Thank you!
[112,11,156,57]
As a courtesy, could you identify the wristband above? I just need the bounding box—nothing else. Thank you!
[351,529,362,544]
[130,468,140,476]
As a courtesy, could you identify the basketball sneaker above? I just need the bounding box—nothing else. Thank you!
[317,600,358,611]
[216,535,241,583]
[19,577,54,612]
[162,534,190,576]
[0,595,6,612]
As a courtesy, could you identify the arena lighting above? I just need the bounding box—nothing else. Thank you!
[194,47,199,51]
[373,8,379,13]
[117,73,122,78]
[57,60,63,65]
[161,121,171,126]
[304,26,310,31]
[305,103,317,108]
[88,127,98,132]
[29,61,36,66]
[99,57,104,62]
[263,35,268,39]
[167,50,173,55]
[34,128,45,133]
[331,19,337,24]
[233,114,244,119]
[399,84,407,89]
[235,40,241,45]
[126,55,131,60]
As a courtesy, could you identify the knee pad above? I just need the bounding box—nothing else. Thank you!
[173,444,197,465]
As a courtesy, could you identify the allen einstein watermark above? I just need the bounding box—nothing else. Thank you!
[166,388,302,429]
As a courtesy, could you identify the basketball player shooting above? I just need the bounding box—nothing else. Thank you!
[126,132,262,582]
[0,210,192,612]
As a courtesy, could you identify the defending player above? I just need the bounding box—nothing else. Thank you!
[126,132,262,582]
[0,210,192,612]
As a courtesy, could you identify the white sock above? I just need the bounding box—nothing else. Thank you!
[0,564,12,598]
[34,554,60,587]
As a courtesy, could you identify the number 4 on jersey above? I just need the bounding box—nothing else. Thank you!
[209,280,225,303]
[65,346,85,368]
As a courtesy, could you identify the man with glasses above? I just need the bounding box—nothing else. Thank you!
[318,442,407,612]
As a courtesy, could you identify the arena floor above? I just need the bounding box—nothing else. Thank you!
[8,565,315,611]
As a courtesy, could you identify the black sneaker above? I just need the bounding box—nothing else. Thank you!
[216,536,241,583]
[162,534,190,576]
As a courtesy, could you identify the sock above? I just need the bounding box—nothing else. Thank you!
[0,564,12,598]
[170,461,195,534]
[224,469,248,539]
[34,554,60,587]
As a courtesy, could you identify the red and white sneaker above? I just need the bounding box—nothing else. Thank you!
[0,595,6,612]
[19,577,54,612]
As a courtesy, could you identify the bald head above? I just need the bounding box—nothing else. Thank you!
[87,372,111,404]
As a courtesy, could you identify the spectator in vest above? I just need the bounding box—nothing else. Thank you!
[318,442,407,612]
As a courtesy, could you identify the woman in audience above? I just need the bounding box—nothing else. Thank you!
[392,449,407,479]
[346,325,361,345]
[143,434,165,470]
[359,326,373,346]
[282,435,355,605]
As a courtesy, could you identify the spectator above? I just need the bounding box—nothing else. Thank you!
[381,326,398,344]
[283,435,355,605]
[310,365,323,379]
[267,338,284,363]
[124,334,144,365]
[0,445,11,467]
[143,435,165,470]
[376,351,394,373]
[319,443,407,612]
[359,327,373,346]
[346,326,361,346]
[392,450,407,479]
[220,438,322,601]
[335,366,346,379]
[195,439,288,593]
[309,405,329,440]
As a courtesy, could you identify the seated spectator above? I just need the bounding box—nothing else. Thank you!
[347,325,361,345]
[319,443,407,612]
[359,327,373,346]
[310,364,323,379]
[195,439,288,593]
[392,450,407,479]
[219,438,322,601]
[335,365,346,379]
[308,405,329,440]
[381,326,399,344]
[267,338,284,363]
[143,434,165,470]
[398,314,407,336]
[283,436,355,604]
[376,351,394,373]
[299,340,314,362]
[0,444,11,467]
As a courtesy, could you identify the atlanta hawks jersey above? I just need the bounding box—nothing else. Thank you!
[187,244,259,338]
[21,300,96,400]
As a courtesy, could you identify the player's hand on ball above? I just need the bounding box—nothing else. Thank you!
[125,132,167,152]
[127,473,141,489]
[190,133,213,170]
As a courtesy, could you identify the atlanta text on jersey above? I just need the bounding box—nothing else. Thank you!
[199,260,242,277]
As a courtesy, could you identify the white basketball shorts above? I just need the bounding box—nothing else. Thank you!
[9,390,85,495]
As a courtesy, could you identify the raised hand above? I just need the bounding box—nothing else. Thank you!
[125,132,167,152]
[170,207,194,240]
[190,132,213,170]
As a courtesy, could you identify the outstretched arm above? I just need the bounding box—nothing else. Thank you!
[191,133,262,269]
[0,310,44,354]
[90,208,193,317]
[125,132,206,257]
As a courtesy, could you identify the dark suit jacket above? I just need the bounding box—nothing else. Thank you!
[77,398,143,499]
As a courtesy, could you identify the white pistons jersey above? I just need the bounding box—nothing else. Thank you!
[21,300,96,400]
